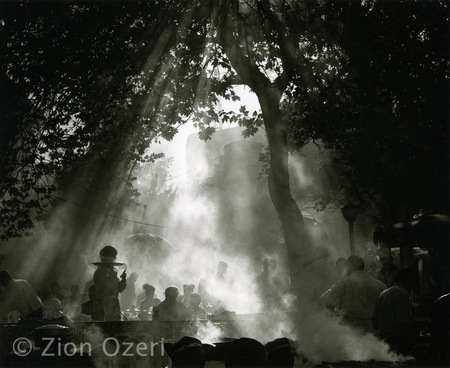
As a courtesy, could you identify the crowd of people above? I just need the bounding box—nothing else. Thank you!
[0,246,233,324]
[0,244,449,363]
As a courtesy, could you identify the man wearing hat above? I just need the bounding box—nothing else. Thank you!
[93,245,127,321]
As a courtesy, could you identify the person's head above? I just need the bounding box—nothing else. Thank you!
[218,261,228,274]
[0,271,12,287]
[265,338,294,368]
[129,272,138,282]
[165,286,180,301]
[166,336,206,368]
[225,338,267,368]
[345,256,365,275]
[190,293,201,307]
[367,261,377,273]
[183,284,195,295]
[394,268,414,292]
[143,284,155,297]
[99,245,118,263]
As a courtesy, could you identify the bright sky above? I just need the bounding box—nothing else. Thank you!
[153,85,261,188]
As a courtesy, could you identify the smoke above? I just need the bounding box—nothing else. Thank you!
[0,122,409,365]
[288,301,408,364]
[83,325,118,368]
[192,321,223,344]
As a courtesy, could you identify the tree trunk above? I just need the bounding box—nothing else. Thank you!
[216,2,315,297]
[257,88,314,296]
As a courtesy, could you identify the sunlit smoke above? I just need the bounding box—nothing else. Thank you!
[193,321,223,345]
[83,325,118,368]
[289,300,409,364]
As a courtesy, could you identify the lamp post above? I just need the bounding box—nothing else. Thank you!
[341,203,360,255]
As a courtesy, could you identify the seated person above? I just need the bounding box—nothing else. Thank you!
[140,284,161,312]
[187,293,207,319]
[156,286,188,321]
[139,284,161,320]
[177,284,195,306]
[0,271,43,321]
[372,268,415,354]
[42,289,62,319]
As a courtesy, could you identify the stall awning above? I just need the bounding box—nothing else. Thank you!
[373,214,450,249]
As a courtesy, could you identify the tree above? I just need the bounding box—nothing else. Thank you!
[2,0,447,299]
[2,1,326,296]
[0,2,171,239]
[286,0,450,224]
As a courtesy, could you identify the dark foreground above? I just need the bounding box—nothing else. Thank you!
[0,316,447,368]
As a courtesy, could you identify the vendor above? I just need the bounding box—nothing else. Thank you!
[93,245,127,321]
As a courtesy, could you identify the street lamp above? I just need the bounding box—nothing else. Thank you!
[341,203,360,255]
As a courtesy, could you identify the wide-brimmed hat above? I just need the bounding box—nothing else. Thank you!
[92,245,126,267]
[100,245,117,258]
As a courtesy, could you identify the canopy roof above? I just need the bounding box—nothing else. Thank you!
[373,214,450,249]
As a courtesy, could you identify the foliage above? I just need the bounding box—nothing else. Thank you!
[0,1,176,238]
[285,0,450,223]
[1,0,448,241]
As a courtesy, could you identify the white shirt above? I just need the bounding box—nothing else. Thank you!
[1,279,43,318]
[320,270,387,319]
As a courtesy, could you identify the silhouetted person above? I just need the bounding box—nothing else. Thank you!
[140,284,161,311]
[120,272,138,311]
[139,284,161,320]
[64,284,82,318]
[41,288,62,319]
[217,261,228,278]
[165,336,206,368]
[178,283,195,306]
[206,261,230,311]
[366,260,378,279]
[84,278,94,294]
[93,245,127,321]
[198,269,214,295]
[198,269,214,311]
[320,256,386,332]
[0,271,43,321]
[225,338,267,368]
[265,338,295,368]
[157,286,188,321]
[377,255,398,288]
[51,281,64,303]
[253,258,280,309]
[300,247,334,301]
[81,285,98,318]
[332,258,346,283]
[187,293,207,319]
[372,268,415,355]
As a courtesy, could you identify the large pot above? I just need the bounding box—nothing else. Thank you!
[34,324,71,349]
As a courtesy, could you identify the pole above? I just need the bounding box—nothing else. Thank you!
[349,221,355,255]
